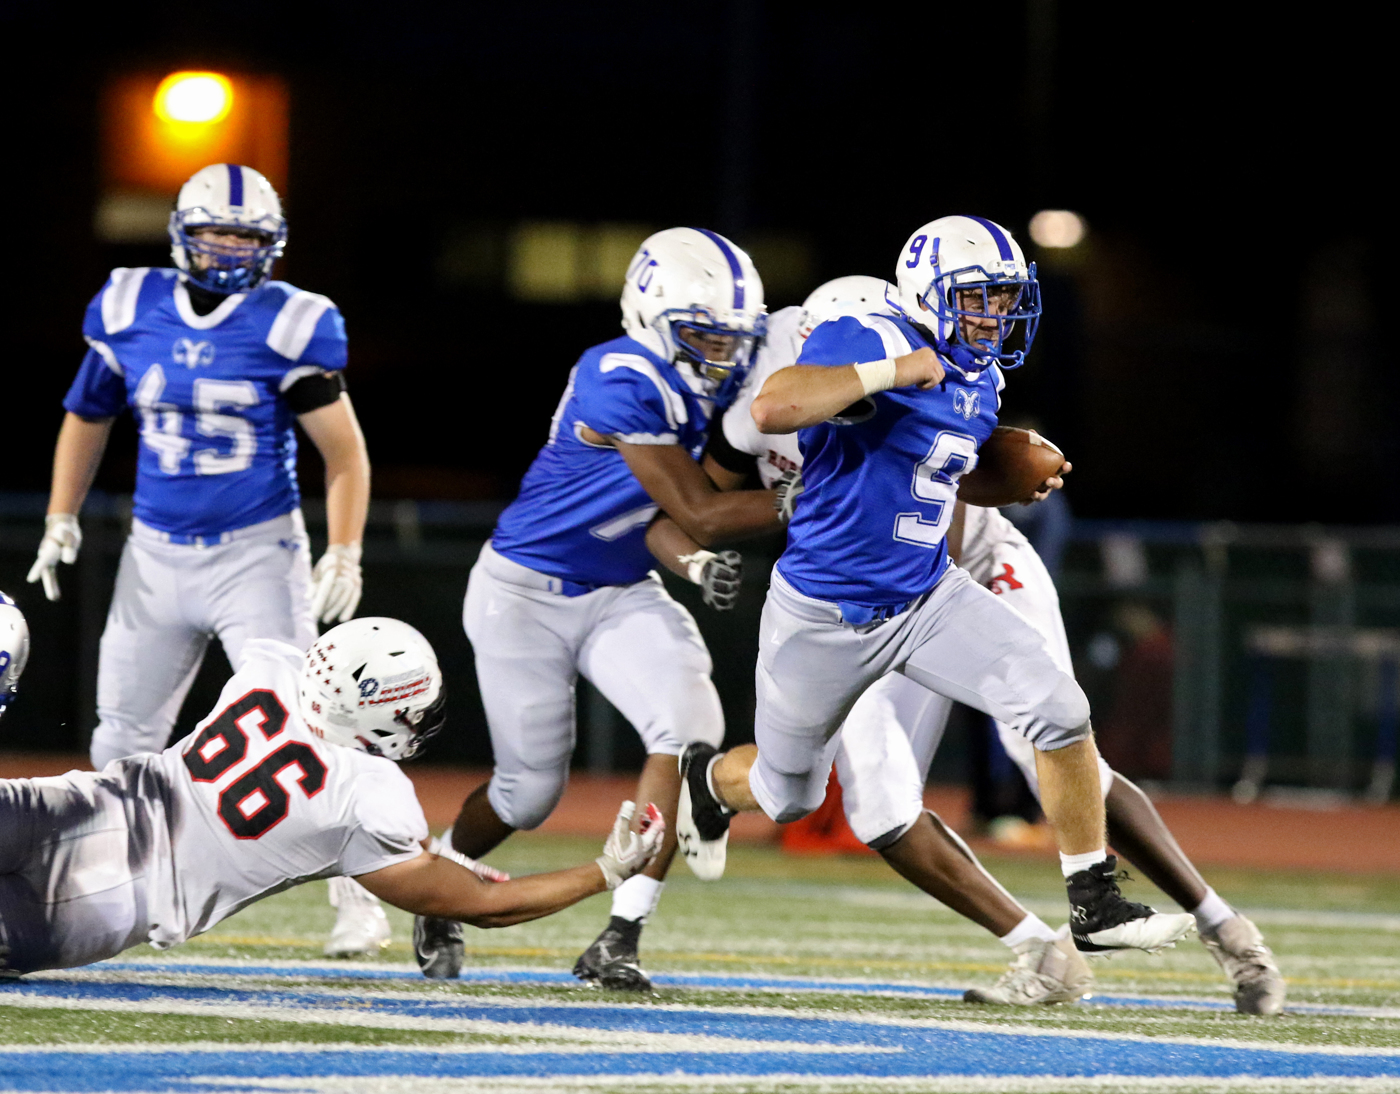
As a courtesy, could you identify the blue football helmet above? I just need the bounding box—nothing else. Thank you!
[169,164,287,294]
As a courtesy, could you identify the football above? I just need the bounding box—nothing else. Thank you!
[958,427,1067,507]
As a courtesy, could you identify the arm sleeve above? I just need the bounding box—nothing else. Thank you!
[340,762,431,876]
[283,370,347,414]
[574,354,684,445]
[62,343,127,419]
[796,316,890,366]
[705,406,756,475]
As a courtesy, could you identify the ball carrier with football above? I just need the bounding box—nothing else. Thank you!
[676,215,1197,958]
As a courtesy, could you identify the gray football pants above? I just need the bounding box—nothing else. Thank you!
[89,511,316,769]
[751,565,1091,823]
[465,543,724,831]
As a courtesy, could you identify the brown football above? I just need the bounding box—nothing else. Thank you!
[958,427,1067,507]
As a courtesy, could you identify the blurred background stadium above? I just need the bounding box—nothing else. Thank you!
[1,0,1397,814]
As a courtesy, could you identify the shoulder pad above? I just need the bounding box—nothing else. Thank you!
[100,268,155,334]
[266,287,338,361]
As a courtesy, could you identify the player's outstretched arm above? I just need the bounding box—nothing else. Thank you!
[356,802,665,929]
[614,441,779,546]
[299,394,371,623]
[27,413,113,601]
[645,515,743,611]
[750,348,946,434]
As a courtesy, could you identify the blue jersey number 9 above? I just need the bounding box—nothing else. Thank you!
[893,430,978,549]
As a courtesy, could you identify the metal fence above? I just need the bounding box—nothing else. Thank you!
[1,493,1396,802]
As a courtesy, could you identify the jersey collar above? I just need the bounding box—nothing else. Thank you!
[173,280,247,330]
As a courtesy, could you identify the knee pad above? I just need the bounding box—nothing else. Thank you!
[486,766,568,831]
[749,761,830,824]
[1023,674,1092,751]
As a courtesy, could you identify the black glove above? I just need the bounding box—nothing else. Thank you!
[700,550,743,611]
[774,469,804,524]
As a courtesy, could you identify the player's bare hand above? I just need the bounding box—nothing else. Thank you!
[26,513,81,601]
[596,800,665,890]
[1026,460,1071,503]
[894,347,945,390]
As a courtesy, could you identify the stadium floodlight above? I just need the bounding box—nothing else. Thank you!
[1028,209,1087,249]
[153,72,233,125]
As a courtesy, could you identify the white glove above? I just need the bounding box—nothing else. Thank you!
[774,469,804,524]
[310,542,363,624]
[679,550,743,612]
[26,514,81,602]
[596,800,665,890]
[429,837,511,882]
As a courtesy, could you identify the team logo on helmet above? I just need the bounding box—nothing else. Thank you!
[357,677,379,698]
[173,339,215,368]
[953,389,981,420]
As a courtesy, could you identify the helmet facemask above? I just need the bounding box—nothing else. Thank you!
[924,269,1041,369]
[171,210,286,294]
[664,309,766,402]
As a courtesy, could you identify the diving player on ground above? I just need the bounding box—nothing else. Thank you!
[27,163,383,958]
[416,228,783,989]
[675,215,1196,959]
[693,275,1282,1012]
[0,615,664,976]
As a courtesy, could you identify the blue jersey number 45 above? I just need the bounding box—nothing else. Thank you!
[893,430,978,549]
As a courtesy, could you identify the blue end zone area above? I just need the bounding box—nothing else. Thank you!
[4,962,1398,1091]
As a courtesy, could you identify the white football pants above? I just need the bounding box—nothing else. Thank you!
[0,769,150,974]
[465,543,724,831]
[751,564,1091,824]
[89,511,317,769]
[837,535,1114,846]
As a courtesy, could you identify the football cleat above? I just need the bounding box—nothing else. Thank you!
[413,915,464,980]
[676,742,730,881]
[1201,914,1285,1016]
[1066,856,1196,954]
[964,927,1094,1006]
[324,876,391,957]
[573,920,652,993]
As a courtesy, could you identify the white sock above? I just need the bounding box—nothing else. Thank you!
[610,874,665,922]
[1190,887,1233,931]
[1000,913,1058,949]
[1060,849,1108,879]
[704,754,732,813]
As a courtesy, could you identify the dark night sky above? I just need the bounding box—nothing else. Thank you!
[1,2,1392,522]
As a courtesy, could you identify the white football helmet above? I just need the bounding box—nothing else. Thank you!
[169,163,287,294]
[798,275,895,339]
[299,618,445,761]
[620,227,766,398]
[1,591,30,721]
[893,215,1040,369]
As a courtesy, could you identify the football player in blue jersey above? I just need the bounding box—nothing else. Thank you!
[676,216,1197,957]
[415,228,783,989]
[26,163,382,957]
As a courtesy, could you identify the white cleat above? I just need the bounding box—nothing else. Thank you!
[1201,914,1286,1016]
[965,927,1094,1006]
[324,875,391,957]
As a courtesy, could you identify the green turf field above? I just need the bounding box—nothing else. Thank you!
[4,835,1399,1092]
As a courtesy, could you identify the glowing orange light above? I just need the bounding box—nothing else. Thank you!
[153,72,233,125]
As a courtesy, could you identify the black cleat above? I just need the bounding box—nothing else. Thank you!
[1067,855,1196,954]
[413,914,464,979]
[677,742,730,880]
[573,916,652,992]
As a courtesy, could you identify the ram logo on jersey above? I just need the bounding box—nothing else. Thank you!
[173,339,215,368]
[953,388,981,420]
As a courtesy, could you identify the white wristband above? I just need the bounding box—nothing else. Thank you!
[853,358,898,396]
[677,549,717,585]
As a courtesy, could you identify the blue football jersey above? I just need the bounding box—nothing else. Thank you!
[777,313,1004,619]
[491,333,719,589]
[64,268,347,537]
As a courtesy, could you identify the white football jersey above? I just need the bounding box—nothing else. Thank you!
[723,305,804,487]
[135,639,428,948]
[724,304,1031,570]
